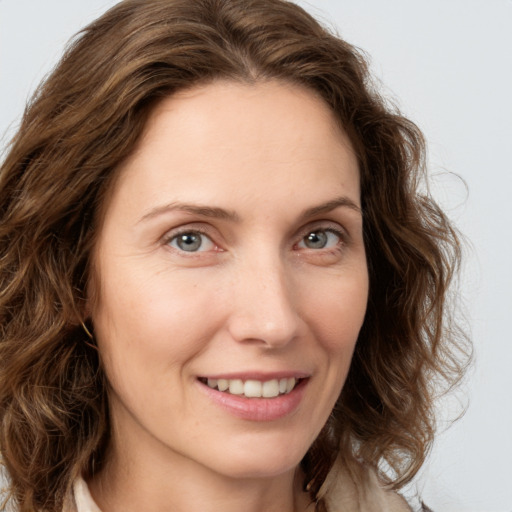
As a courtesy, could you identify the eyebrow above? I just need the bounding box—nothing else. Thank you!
[138,195,361,224]
[138,202,241,224]
[298,196,362,221]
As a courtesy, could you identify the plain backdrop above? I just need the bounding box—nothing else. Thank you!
[1,1,511,511]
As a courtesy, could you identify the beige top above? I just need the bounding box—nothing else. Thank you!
[66,478,102,512]
[66,461,411,512]
[317,460,412,511]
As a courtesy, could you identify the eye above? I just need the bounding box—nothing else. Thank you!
[167,231,216,253]
[297,229,342,250]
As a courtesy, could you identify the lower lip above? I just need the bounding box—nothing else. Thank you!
[197,379,308,422]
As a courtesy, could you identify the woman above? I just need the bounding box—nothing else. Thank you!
[0,0,467,511]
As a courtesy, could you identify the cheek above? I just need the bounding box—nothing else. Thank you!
[305,268,368,352]
[302,267,368,410]
[91,265,219,377]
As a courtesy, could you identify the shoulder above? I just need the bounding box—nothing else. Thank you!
[318,458,412,512]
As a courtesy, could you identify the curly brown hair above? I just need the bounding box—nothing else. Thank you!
[0,0,468,510]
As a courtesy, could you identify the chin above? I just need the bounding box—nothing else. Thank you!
[197,432,312,480]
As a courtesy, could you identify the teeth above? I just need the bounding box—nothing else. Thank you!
[218,379,229,391]
[228,379,244,395]
[204,377,298,398]
[244,380,262,397]
[262,379,279,398]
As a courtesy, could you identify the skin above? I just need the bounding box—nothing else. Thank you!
[89,80,369,512]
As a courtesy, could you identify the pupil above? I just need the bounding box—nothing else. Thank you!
[177,233,201,251]
[306,231,327,249]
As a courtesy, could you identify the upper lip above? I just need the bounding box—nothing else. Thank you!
[198,371,310,381]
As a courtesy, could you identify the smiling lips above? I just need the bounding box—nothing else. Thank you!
[203,377,299,398]
[198,375,308,421]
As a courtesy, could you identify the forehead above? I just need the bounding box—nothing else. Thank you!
[102,80,360,226]
[147,79,341,136]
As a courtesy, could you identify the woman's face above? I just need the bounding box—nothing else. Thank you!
[91,80,368,480]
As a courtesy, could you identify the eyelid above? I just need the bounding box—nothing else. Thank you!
[296,220,348,243]
[161,224,221,253]
[159,220,349,255]
[291,221,350,259]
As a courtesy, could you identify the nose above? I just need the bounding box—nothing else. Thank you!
[226,255,302,349]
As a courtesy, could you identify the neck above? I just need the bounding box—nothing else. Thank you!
[87,428,313,512]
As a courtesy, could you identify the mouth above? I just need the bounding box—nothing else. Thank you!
[197,377,303,399]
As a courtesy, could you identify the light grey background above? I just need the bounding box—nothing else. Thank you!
[1,1,511,511]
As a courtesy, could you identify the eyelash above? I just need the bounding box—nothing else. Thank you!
[163,227,218,254]
[295,227,346,252]
[162,224,347,255]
